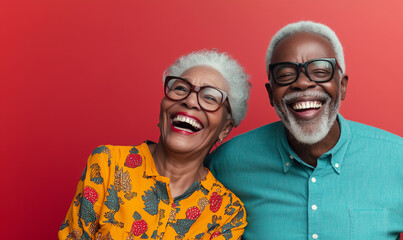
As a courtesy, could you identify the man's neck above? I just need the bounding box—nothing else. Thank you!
[287,120,341,167]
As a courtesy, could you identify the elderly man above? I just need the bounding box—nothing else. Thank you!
[206,21,403,239]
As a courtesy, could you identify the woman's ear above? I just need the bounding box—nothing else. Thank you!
[218,119,235,141]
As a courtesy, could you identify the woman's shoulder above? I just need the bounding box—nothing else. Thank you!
[200,170,247,234]
[88,142,151,167]
[91,143,147,154]
[203,170,246,210]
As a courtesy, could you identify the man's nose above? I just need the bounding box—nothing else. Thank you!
[290,71,316,90]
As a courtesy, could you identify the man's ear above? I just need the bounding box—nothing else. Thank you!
[340,74,348,100]
[218,119,235,141]
[265,83,274,107]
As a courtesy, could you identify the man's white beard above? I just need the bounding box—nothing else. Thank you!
[274,90,341,145]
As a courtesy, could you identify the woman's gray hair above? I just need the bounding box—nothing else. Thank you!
[266,21,345,73]
[163,49,250,127]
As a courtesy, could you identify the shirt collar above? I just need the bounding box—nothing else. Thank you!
[142,142,160,178]
[278,114,351,174]
[200,169,215,192]
[325,114,351,174]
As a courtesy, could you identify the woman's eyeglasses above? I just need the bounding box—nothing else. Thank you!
[164,76,231,113]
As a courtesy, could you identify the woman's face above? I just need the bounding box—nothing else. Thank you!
[159,66,234,156]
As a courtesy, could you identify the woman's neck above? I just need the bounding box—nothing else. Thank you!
[149,143,208,198]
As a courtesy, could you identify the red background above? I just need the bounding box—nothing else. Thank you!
[1,0,403,239]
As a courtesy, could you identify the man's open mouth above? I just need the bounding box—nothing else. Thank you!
[171,114,203,133]
[290,101,323,112]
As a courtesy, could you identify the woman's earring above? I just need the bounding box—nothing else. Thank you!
[219,138,223,143]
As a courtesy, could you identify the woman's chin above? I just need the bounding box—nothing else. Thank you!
[163,135,208,155]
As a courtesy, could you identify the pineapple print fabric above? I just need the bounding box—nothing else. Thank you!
[58,142,247,240]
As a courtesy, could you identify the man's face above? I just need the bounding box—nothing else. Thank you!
[266,32,348,145]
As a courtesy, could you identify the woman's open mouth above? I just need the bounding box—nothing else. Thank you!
[170,113,204,134]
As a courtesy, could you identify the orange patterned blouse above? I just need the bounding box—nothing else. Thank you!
[58,142,247,240]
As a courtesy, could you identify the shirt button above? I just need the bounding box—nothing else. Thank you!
[312,234,318,239]
[312,205,318,211]
[289,155,294,160]
[286,162,290,167]
[311,177,316,183]
[335,163,340,168]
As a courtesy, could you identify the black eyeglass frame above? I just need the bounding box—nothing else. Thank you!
[164,76,232,114]
[268,58,342,86]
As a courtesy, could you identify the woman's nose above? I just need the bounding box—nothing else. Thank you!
[181,91,201,110]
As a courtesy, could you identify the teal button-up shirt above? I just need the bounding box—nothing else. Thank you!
[206,115,403,239]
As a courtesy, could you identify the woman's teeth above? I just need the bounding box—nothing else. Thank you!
[172,115,202,132]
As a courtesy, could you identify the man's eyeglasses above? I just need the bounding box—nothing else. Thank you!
[268,58,342,86]
[164,76,231,113]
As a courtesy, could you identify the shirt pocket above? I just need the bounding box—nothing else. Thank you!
[350,209,389,240]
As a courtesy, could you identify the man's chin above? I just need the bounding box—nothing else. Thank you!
[275,98,340,145]
[286,121,329,145]
[282,109,335,145]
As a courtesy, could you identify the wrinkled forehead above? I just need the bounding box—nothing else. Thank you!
[272,32,336,63]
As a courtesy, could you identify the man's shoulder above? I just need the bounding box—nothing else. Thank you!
[208,121,282,159]
[226,121,282,144]
[346,119,403,146]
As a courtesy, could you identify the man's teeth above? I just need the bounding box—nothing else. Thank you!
[292,101,322,110]
[172,115,202,130]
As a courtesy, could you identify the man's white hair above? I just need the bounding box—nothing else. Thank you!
[265,21,345,73]
[164,49,251,127]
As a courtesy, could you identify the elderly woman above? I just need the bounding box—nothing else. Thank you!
[58,50,250,240]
